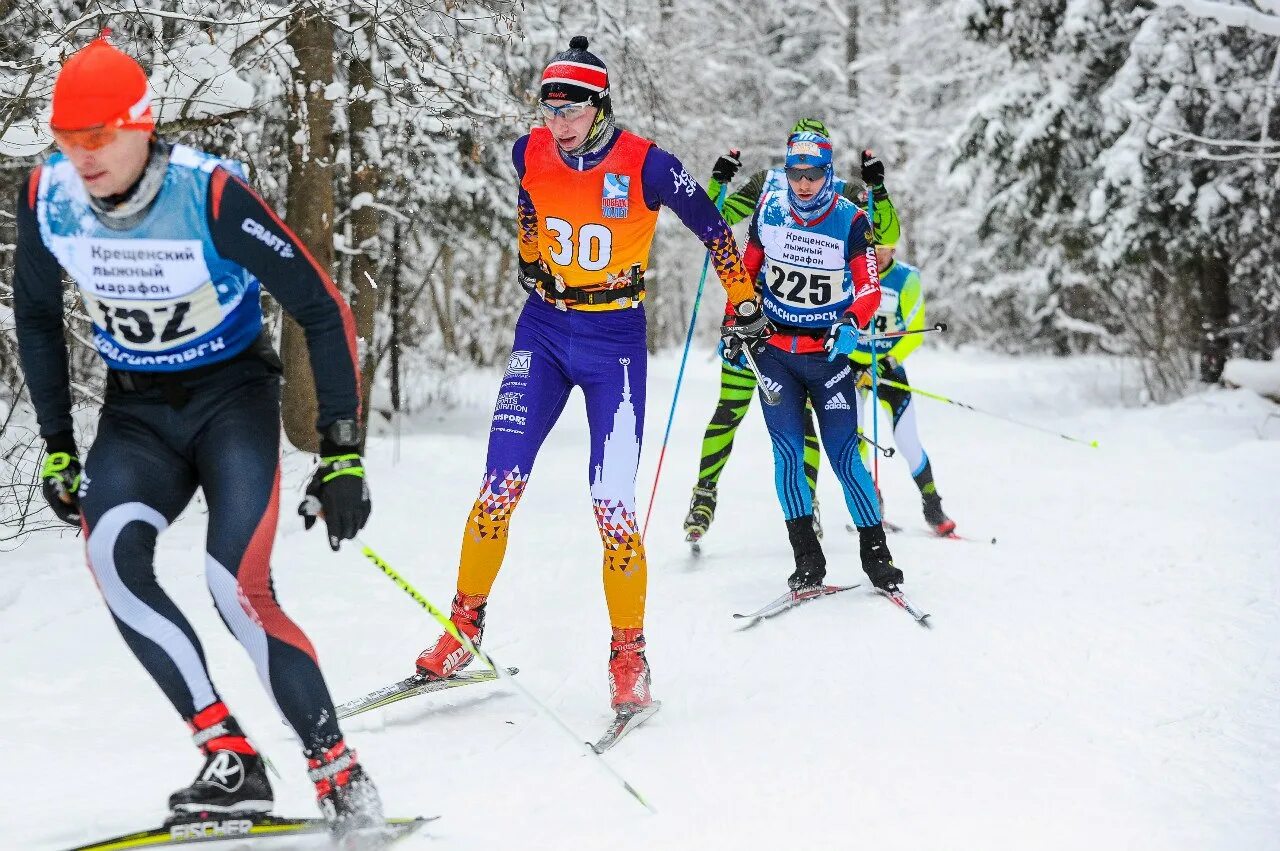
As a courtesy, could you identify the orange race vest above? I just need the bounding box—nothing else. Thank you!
[521,127,660,311]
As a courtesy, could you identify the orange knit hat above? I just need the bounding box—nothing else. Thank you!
[50,30,154,132]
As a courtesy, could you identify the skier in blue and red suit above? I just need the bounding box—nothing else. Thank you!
[415,36,768,714]
[12,34,382,833]
[732,130,906,593]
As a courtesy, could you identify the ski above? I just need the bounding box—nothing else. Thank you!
[732,584,860,624]
[847,521,994,545]
[590,700,662,753]
[876,586,932,627]
[335,668,518,719]
[64,813,435,850]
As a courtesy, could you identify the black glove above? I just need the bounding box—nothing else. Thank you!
[860,149,885,189]
[854,355,898,387]
[711,149,743,185]
[518,257,555,295]
[299,421,371,551]
[40,431,82,526]
[724,300,774,355]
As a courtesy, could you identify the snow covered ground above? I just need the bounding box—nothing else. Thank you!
[3,347,1279,850]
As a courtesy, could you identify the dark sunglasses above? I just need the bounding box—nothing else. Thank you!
[785,166,825,182]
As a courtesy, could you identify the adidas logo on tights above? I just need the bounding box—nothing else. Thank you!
[824,392,850,411]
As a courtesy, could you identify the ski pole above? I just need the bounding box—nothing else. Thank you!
[856,428,895,457]
[738,343,779,405]
[640,179,730,540]
[861,322,947,342]
[355,540,656,813]
[878,378,1100,448]
[866,186,880,489]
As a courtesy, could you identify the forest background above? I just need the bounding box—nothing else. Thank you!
[0,0,1276,537]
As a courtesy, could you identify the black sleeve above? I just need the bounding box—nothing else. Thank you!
[206,168,359,431]
[12,170,76,443]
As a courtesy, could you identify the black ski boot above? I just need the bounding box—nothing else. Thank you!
[684,483,718,541]
[786,516,827,590]
[169,704,272,814]
[309,741,385,840]
[922,493,956,536]
[858,524,904,591]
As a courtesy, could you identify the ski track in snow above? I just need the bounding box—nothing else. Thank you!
[3,349,1278,850]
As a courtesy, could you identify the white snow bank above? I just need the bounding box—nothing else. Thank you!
[1223,354,1280,401]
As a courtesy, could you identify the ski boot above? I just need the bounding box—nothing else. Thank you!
[811,496,824,540]
[683,484,717,542]
[415,592,486,679]
[923,493,956,536]
[608,629,654,711]
[308,741,385,840]
[786,515,827,590]
[169,702,273,815]
[858,524,904,591]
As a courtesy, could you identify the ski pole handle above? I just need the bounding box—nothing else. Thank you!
[861,322,947,343]
[856,429,895,457]
[739,344,779,405]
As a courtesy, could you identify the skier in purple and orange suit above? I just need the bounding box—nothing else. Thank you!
[414,36,770,713]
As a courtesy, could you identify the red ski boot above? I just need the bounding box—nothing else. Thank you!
[607,629,653,711]
[415,592,486,679]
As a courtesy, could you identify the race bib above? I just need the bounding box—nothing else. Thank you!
[764,259,842,308]
[47,235,229,351]
[82,280,227,352]
[871,289,900,335]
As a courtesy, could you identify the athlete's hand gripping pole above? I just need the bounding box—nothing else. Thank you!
[355,540,657,814]
[640,181,731,541]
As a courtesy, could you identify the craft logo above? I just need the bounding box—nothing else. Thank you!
[505,350,532,378]
[602,173,630,219]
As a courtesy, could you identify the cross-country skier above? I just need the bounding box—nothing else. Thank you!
[729,130,904,592]
[853,245,956,535]
[12,34,382,835]
[413,37,765,716]
[683,119,902,545]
